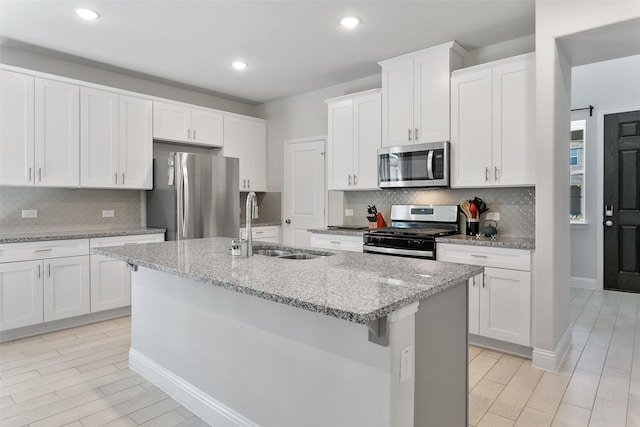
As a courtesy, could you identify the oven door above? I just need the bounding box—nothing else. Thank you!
[363,234,436,259]
[378,141,449,188]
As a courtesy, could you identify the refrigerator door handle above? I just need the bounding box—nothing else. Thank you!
[182,164,190,238]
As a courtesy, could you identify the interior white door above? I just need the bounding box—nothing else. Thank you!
[283,138,326,247]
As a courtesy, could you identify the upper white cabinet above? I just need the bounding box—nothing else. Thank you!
[153,101,223,147]
[326,89,381,191]
[81,87,152,189]
[451,53,535,188]
[0,71,79,187]
[379,41,466,147]
[223,114,267,192]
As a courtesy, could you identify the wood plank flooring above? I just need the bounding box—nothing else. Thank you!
[1,287,638,426]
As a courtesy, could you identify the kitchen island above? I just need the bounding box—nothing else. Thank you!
[95,237,482,427]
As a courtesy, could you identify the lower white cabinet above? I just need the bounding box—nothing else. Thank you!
[0,260,43,331]
[43,255,90,322]
[240,226,281,244]
[309,233,363,253]
[89,233,164,312]
[438,243,532,346]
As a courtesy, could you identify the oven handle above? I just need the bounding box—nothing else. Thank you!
[427,150,434,180]
[363,245,434,258]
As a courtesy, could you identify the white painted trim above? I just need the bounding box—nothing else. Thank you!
[571,276,598,290]
[129,348,260,427]
[389,302,419,322]
[596,105,640,290]
[532,327,572,371]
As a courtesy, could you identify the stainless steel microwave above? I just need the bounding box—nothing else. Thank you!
[378,141,450,188]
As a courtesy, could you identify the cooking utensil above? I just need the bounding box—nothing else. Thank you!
[469,201,478,219]
[460,200,471,218]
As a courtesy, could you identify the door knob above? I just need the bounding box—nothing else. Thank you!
[605,220,614,227]
[285,219,291,224]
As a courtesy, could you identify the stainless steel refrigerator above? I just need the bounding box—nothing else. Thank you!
[147,152,239,241]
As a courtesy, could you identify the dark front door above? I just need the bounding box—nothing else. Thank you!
[604,110,640,291]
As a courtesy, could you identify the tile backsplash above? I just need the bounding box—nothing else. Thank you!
[339,187,535,238]
[0,187,142,233]
[239,192,281,225]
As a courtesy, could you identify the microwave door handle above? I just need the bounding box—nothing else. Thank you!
[427,150,434,180]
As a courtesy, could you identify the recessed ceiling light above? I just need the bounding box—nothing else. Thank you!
[75,8,100,20]
[232,61,248,70]
[340,16,360,28]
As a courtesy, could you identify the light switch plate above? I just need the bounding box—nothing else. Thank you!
[345,209,354,217]
[22,209,38,218]
[485,212,500,221]
[102,210,115,218]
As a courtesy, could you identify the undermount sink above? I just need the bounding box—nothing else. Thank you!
[252,247,334,260]
[278,253,321,260]
[252,249,294,257]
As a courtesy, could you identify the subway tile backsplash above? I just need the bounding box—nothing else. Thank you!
[0,187,142,233]
[339,187,535,238]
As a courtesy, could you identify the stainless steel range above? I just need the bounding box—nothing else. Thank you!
[363,205,459,259]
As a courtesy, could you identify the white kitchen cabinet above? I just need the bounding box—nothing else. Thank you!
[240,226,281,244]
[223,114,267,192]
[43,255,90,322]
[379,41,465,147]
[451,53,535,188]
[81,87,152,189]
[89,233,164,312]
[0,260,43,331]
[0,72,80,187]
[310,233,363,253]
[153,101,223,147]
[437,243,531,346]
[326,89,381,190]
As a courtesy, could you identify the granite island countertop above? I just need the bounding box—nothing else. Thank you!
[307,227,368,237]
[0,228,166,244]
[436,234,535,250]
[94,237,482,324]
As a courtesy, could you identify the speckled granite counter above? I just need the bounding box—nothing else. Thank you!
[307,227,367,237]
[239,221,282,227]
[94,237,481,324]
[0,228,166,244]
[436,234,535,250]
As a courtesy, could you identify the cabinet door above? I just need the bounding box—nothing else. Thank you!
[245,120,267,192]
[468,274,481,335]
[43,255,90,322]
[34,78,80,187]
[223,115,247,189]
[90,254,131,312]
[0,260,43,331]
[119,95,152,189]
[0,70,34,186]
[492,56,536,186]
[381,60,414,147]
[450,68,493,188]
[152,102,190,143]
[80,87,119,188]
[414,51,450,143]
[354,92,381,190]
[327,99,354,190]
[191,108,223,147]
[479,267,531,346]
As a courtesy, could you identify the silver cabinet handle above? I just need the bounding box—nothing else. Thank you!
[330,241,342,245]
[242,179,246,189]
[188,129,191,140]
[348,174,352,185]
[353,175,357,186]
[408,128,412,141]
[470,254,488,258]
[115,172,118,184]
[38,168,42,182]
[122,173,125,185]
[415,128,419,140]
[482,275,487,288]
[35,248,52,253]
[248,179,250,189]
[494,166,499,181]
[48,263,51,278]
[485,167,490,182]
[37,264,41,279]
[255,231,265,235]
[472,276,476,287]
[193,129,196,140]
[29,167,32,182]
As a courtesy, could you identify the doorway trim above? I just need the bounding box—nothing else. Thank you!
[596,104,640,289]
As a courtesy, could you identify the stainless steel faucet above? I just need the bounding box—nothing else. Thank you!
[245,191,257,256]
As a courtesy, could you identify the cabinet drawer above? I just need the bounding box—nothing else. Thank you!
[240,226,280,241]
[0,239,90,263]
[90,233,165,250]
[437,243,530,271]
[310,234,363,253]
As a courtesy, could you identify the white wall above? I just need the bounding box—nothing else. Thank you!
[570,54,640,287]
[533,0,640,369]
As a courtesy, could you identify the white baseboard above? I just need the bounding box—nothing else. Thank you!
[129,348,260,427]
[532,327,572,371]
[571,277,598,290]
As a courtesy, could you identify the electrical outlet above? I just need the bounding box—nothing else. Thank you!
[102,210,115,218]
[345,209,354,217]
[485,212,500,221]
[22,209,38,218]
[400,345,412,383]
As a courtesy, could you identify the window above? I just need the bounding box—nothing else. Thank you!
[570,120,586,223]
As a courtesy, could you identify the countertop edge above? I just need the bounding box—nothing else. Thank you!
[0,228,167,244]
[435,235,536,250]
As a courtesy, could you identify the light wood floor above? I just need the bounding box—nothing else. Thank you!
[1,287,638,426]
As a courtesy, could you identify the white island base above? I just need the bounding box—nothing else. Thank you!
[128,267,468,427]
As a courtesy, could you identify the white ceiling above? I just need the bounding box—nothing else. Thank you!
[0,0,535,104]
